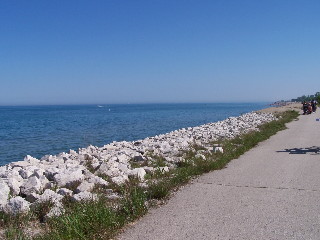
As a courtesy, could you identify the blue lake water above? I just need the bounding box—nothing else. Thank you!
[0,103,269,166]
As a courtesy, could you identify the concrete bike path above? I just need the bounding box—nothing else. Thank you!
[118,111,320,240]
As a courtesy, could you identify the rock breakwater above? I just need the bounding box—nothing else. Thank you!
[0,112,277,217]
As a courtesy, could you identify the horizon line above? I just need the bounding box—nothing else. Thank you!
[0,101,277,107]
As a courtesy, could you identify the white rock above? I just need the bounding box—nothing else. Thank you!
[70,149,77,155]
[4,196,30,215]
[96,162,120,177]
[87,176,109,187]
[37,189,64,204]
[71,191,97,202]
[39,175,51,190]
[195,154,206,160]
[53,168,84,187]
[20,176,42,196]
[129,168,146,180]
[33,168,45,178]
[118,163,130,173]
[117,154,130,163]
[0,180,10,207]
[214,147,224,153]
[111,175,128,185]
[7,177,22,196]
[10,161,31,168]
[45,203,65,218]
[75,181,95,193]
[44,167,60,181]
[19,166,38,179]
[0,166,8,176]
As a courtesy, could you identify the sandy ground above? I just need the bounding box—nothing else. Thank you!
[257,102,302,114]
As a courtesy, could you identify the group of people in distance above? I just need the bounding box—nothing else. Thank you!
[302,100,317,115]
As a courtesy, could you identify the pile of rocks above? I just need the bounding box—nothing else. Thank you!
[0,112,277,217]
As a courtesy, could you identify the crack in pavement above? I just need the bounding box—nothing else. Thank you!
[199,182,320,192]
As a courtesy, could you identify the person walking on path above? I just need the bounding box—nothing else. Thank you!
[311,99,317,112]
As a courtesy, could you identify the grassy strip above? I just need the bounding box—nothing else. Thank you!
[2,110,299,240]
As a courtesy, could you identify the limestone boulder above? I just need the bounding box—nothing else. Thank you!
[44,167,60,181]
[19,166,39,179]
[117,154,131,163]
[53,168,85,187]
[75,181,95,193]
[39,175,51,190]
[111,175,128,185]
[87,176,109,187]
[214,147,224,153]
[20,176,42,196]
[0,180,10,207]
[129,168,146,180]
[71,191,97,202]
[10,161,31,168]
[37,189,64,204]
[3,196,30,215]
[33,168,45,178]
[0,166,8,177]
[96,162,120,177]
[7,177,23,196]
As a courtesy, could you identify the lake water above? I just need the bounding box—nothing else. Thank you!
[0,103,269,166]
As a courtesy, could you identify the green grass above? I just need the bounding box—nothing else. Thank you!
[34,187,147,240]
[0,110,299,240]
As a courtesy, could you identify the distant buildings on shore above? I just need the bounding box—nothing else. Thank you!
[291,92,320,102]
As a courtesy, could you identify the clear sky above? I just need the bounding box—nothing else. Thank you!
[1,0,319,105]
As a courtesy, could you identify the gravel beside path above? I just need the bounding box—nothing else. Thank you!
[118,109,320,240]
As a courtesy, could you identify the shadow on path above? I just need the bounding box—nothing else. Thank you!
[277,146,320,155]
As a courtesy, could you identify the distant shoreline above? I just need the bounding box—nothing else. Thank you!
[257,102,301,114]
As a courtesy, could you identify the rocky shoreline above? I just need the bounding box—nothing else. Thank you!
[0,111,277,218]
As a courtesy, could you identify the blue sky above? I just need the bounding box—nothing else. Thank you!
[1,0,319,105]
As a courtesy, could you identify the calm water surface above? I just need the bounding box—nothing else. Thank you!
[0,103,268,166]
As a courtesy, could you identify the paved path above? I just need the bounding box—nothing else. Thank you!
[118,111,320,240]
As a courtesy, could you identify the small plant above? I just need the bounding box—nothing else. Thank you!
[151,156,167,168]
[0,210,34,240]
[120,186,147,220]
[5,226,29,240]
[83,159,96,173]
[147,180,170,200]
[175,159,194,168]
[144,153,167,168]
[91,183,113,195]
[32,200,55,223]
[129,158,149,168]
[189,143,206,152]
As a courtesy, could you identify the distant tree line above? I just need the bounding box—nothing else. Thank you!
[291,92,320,103]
